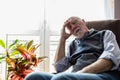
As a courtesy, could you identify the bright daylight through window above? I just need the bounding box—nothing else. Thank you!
[0,0,114,79]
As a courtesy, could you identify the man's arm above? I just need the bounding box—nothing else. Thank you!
[78,58,113,73]
[78,30,120,73]
[54,37,66,63]
[54,21,71,63]
[53,20,72,72]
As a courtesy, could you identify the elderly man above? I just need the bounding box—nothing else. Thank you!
[25,17,120,80]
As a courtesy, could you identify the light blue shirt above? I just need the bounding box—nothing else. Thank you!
[54,29,120,72]
[99,30,120,70]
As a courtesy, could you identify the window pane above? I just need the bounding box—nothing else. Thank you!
[0,0,44,34]
[46,0,108,32]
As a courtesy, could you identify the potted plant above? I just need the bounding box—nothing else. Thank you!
[0,39,47,80]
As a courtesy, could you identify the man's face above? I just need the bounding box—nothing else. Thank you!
[66,17,88,38]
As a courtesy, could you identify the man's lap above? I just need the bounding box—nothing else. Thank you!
[24,71,54,80]
[25,70,120,80]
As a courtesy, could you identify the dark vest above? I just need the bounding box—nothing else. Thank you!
[68,29,106,72]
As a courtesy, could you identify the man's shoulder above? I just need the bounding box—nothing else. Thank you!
[90,28,113,33]
[101,29,112,33]
[89,28,106,35]
[89,29,115,38]
[91,29,114,35]
[102,30,114,35]
[100,30,116,39]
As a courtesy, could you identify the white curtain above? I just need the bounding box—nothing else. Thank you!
[105,0,114,19]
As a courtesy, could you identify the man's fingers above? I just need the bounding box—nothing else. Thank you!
[63,21,70,27]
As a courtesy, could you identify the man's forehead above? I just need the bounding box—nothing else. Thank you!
[69,17,81,20]
[68,17,82,24]
[68,17,82,22]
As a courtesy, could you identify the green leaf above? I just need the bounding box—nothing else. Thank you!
[0,39,6,49]
[10,50,20,58]
[8,39,19,49]
[25,40,33,50]
[0,55,6,63]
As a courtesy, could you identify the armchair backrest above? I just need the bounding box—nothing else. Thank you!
[86,19,120,47]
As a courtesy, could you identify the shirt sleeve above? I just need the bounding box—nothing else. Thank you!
[99,30,120,70]
[54,57,71,73]
[54,40,74,73]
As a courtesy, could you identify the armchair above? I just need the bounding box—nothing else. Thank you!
[86,19,120,47]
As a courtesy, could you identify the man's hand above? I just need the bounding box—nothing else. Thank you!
[60,20,72,40]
